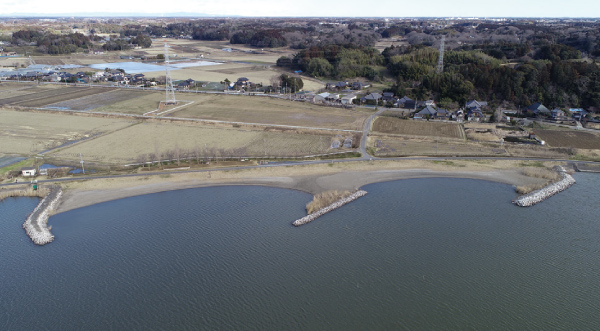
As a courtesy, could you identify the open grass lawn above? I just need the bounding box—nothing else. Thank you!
[50,122,338,163]
[372,117,464,139]
[0,109,136,154]
[534,129,600,149]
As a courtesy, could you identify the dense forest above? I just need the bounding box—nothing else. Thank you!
[11,30,93,54]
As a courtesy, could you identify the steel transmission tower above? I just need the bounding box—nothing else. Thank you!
[164,41,177,105]
[436,35,445,74]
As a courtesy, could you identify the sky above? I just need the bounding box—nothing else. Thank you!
[1,0,599,18]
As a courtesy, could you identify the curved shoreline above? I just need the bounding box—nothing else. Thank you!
[54,166,549,215]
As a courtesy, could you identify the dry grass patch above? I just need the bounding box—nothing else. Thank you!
[370,136,506,157]
[372,117,464,139]
[169,93,369,130]
[0,109,136,154]
[306,190,352,214]
[534,129,600,149]
[50,122,337,163]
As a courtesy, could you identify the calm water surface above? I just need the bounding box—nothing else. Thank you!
[1,174,599,330]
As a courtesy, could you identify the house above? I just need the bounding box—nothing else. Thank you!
[466,109,486,122]
[351,82,370,90]
[465,99,488,110]
[341,94,357,105]
[570,108,588,120]
[451,109,464,122]
[434,109,450,120]
[414,105,437,119]
[396,96,414,109]
[382,92,396,102]
[550,108,565,120]
[360,93,382,104]
[236,77,250,87]
[21,167,36,177]
[314,92,331,103]
[526,102,550,116]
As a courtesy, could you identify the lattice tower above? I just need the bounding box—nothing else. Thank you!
[436,35,445,74]
[164,41,177,105]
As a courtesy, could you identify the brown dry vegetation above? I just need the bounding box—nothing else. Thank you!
[49,121,337,163]
[0,186,49,201]
[45,89,148,111]
[370,136,506,157]
[372,117,464,139]
[0,109,136,154]
[534,129,600,149]
[92,91,369,130]
[306,190,352,214]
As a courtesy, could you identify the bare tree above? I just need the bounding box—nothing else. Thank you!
[269,75,280,90]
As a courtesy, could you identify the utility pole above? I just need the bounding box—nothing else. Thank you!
[79,153,85,174]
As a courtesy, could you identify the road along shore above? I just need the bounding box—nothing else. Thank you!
[513,166,576,207]
[293,190,368,226]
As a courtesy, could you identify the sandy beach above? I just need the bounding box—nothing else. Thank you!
[54,159,558,214]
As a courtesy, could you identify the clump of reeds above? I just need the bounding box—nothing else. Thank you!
[521,167,561,181]
[0,187,49,201]
[515,183,547,194]
[306,190,352,214]
[516,167,561,194]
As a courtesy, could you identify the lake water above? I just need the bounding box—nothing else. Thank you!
[88,61,220,74]
[1,174,600,330]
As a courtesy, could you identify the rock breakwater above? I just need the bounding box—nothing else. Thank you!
[513,166,575,207]
[23,186,62,245]
[293,190,367,226]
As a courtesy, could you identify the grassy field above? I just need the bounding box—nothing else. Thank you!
[49,121,339,163]
[534,129,600,149]
[372,117,464,139]
[0,109,137,154]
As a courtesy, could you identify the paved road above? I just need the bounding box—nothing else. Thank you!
[1,156,595,189]
[360,107,386,159]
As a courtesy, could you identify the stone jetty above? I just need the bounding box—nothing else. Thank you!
[22,186,62,245]
[513,166,575,207]
[293,190,367,226]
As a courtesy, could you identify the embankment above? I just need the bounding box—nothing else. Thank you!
[513,166,575,207]
[22,186,62,245]
[293,190,367,226]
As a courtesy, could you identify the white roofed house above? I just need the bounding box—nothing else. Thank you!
[21,167,36,177]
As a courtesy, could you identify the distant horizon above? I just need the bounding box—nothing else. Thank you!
[1,13,599,19]
[1,0,598,19]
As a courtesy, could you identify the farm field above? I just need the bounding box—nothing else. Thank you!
[534,129,600,149]
[0,85,105,107]
[93,91,370,130]
[50,122,338,164]
[0,109,137,154]
[372,117,465,139]
[16,87,110,108]
[45,89,148,111]
[370,136,505,157]
[169,94,370,130]
[0,84,72,105]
